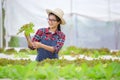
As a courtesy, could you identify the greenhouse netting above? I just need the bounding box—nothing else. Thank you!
[0,0,120,49]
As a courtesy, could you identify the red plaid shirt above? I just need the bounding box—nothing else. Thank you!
[32,28,65,53]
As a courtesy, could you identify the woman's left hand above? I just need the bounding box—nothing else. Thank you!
[32,42,42,49]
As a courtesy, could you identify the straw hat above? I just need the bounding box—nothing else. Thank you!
[46,8,66,25]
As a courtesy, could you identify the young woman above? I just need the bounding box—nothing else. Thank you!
[25,8,66,61]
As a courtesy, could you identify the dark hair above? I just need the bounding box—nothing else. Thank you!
[49,13,61,31]
[58,24,61,31]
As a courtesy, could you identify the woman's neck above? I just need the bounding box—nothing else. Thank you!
[49,27,57,32]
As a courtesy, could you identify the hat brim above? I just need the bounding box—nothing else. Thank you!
[46,9,66,25]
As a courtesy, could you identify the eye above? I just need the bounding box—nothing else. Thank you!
[47,18,57,22]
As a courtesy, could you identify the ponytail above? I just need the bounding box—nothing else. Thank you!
[57,24,61,31]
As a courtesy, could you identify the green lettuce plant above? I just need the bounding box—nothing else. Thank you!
[17,22,34,36]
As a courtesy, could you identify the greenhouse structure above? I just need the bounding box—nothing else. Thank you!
[0,0,120,80]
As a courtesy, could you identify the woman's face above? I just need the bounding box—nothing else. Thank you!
[48,14,60,29]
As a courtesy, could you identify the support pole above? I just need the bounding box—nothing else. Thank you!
[0,0,3,48]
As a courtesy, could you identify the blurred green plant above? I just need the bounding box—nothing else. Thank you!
[0,48,4,53]
[14,52,29,58]
[4,48,17,54]
[19,48,29,53]
[8,36,19,47]
[59,46,80,55]
[19,48,37,55]
[29,49,37,55]
[0,60,120,80]
[59,46,120,57]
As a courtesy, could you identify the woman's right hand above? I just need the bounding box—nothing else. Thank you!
[24,32,33,47]
[24,32,30,37]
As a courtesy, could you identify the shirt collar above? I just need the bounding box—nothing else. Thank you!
[45,27,59,35]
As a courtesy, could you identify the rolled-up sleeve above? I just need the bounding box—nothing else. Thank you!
[32,29,43,42]
[53,34,65,53]
[29,29,43,50]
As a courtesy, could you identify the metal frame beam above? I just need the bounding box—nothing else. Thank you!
[0,0,3,48]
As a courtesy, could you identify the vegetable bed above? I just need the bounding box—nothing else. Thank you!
[0,58,120,80]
